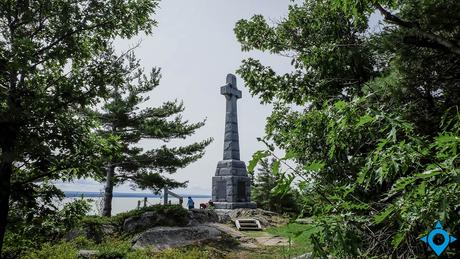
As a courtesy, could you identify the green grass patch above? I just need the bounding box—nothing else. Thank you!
[266,222,320,255]
[230,245,307,259]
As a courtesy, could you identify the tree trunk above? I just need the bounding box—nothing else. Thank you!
[102,164,115,217]
[0,160,12,256]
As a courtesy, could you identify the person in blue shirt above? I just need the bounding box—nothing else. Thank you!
[187,196,194,210]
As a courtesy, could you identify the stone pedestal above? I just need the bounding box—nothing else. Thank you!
[212,160,256,209]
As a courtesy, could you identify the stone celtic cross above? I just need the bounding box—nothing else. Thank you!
[221,74,241,160]
[211,74,256,209]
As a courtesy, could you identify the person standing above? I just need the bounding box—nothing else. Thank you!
[187,196,194,210]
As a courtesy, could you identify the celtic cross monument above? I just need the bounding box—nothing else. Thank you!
[211,74,256,209]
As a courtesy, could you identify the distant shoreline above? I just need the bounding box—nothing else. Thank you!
[64,191,211,198]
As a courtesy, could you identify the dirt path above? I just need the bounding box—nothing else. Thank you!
[253,233,289,246]
[208,223,289,248]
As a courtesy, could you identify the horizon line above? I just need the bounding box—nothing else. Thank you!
[64,191,211,198]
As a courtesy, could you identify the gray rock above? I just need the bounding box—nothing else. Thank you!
[293,253,314,259]
[188,209,219,225]
[123,210,186,233]
[132,226,222,250]
[123,212,152,233]
[78,250,98,258]
[65,223,117,243]
[214,209,232,223]
[101,224,118,236]
[64,228,87,241]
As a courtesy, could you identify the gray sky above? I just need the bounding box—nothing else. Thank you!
[57,0,293,194]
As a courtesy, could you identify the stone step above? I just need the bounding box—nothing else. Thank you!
[240,226,260,230]
[239,223,259,227]
[237,218,258,223]
[239,222,258,226]
[235,219,262,231]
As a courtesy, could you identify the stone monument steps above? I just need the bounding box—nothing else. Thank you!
[235,219,262,231]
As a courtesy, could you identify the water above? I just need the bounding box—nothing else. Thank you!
[62,196,211,215]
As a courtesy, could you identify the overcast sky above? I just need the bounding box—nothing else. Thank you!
[56,0,294,195]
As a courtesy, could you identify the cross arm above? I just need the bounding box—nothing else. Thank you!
[221,84,242,98]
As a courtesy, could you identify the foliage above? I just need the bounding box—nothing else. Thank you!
[0,0,160,254]
[3,195,91,258]
[22,242,79,259]
[96,239,132,259]
[267,222,318,247]
[21,237,223,259]
[152,247,218,259]
[71,235,96,250]
[236,0,460,257]
[251,159,300,215]
[95,50,212,216]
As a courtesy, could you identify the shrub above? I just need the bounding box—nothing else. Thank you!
[3,197,91,258]
[125,247,156,259]
[22,242,78,259]
[96,239,132,259]
[71,236,96,249]
[154,247,213,259]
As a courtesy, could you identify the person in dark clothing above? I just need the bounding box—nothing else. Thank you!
[187,196,194,210]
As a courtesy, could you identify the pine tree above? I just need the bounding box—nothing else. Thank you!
[0,0,158,253]
[252,159,299,215]
[97,52,212,216]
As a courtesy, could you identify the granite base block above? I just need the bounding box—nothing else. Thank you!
[212,202,257,210]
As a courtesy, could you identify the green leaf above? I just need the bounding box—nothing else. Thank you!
[391,232,405,248]
[282,150,296,160]
[303,161,325,172]
[392,177,416,192]
[356,114,374,127]
[374,205,395,224]
[334,100,347,110]
[415,169,443,179]
[272,160,281,176]
[416,182,426,196]
[248,150,270,172]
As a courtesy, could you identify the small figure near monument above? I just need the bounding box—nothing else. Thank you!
[200,200,215,209]
[211,74,256,209]
[187,196,195,210]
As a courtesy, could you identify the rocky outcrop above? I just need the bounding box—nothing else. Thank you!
[188,209,219,225]
[214,209,232,223]
[123,209,220,233]
[65,224,117,243]
[132,225,222,250]
[66,205,195,243]
[122,211,185,233]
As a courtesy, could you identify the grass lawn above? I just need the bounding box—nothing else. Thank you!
[266,222,320,253]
